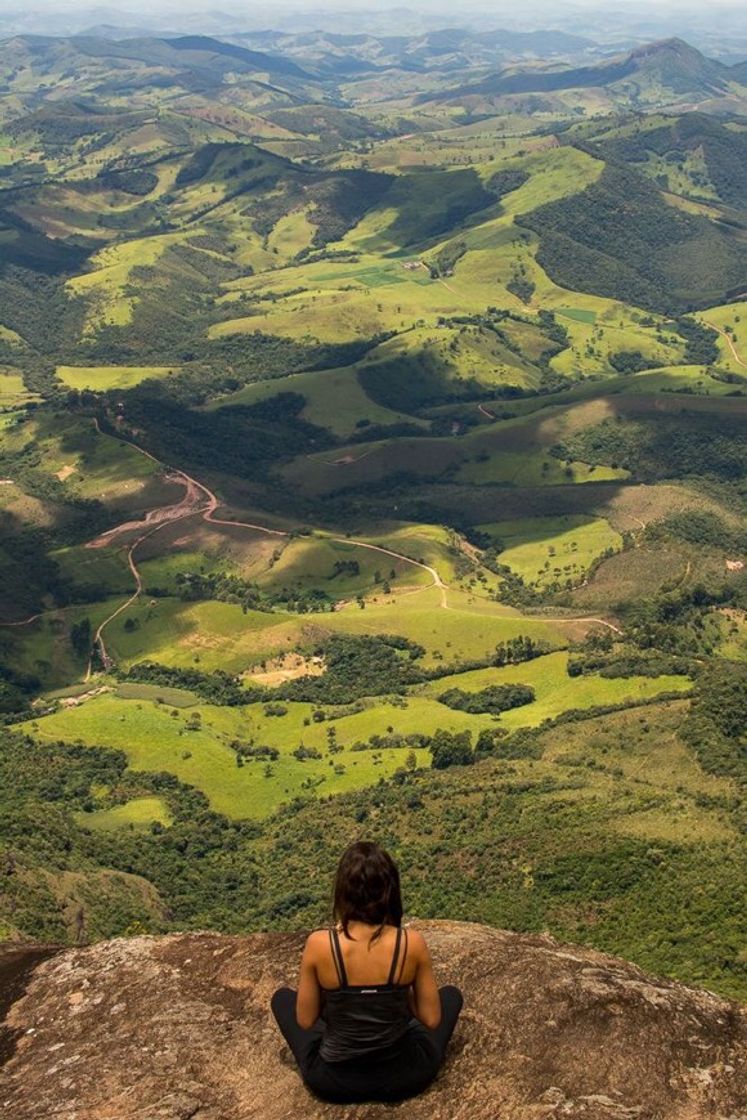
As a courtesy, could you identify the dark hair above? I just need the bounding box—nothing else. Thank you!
[333,841,403,941]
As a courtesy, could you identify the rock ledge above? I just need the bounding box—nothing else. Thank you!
[1,921,745,1119]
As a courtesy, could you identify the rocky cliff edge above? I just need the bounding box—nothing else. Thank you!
[1,921,746,1120]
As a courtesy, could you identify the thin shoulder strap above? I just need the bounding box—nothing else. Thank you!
[396,922,409,985]
[387,926,403,986]
[329,928,348,988]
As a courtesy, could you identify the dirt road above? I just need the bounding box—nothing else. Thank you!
[704,320,747,370]
[8,416,622,664]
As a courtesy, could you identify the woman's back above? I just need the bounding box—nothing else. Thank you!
[314,922,417,989]
[319,925,412,1061]
[270,841,463,1103]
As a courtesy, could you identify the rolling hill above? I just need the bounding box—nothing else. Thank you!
[0,25,746,1004]
[423,37,747,113]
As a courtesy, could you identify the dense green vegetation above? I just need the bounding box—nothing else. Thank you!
[3,687,746,996]
[437,683,536,714]
[519,162,745,313]
[1,25,746,1001]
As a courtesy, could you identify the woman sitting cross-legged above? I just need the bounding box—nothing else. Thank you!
[270,840,463,1104]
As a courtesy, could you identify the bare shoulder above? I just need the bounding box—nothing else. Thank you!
[404,927,430,959]
[303,928,330,959]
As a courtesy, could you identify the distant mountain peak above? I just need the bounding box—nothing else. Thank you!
[427,34,731,105]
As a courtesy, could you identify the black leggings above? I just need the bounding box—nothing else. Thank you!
[271,986,463,1104]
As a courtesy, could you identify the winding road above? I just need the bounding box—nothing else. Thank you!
[4,416,623,669]
[704,320,747,371]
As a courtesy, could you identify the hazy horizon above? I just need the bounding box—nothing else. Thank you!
[1,0,747,30]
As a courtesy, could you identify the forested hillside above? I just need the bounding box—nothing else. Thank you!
[0,25,746,999]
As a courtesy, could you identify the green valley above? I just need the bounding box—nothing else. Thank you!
[0,20,746,1000]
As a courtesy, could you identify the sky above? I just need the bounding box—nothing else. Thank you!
[0,0,746,45]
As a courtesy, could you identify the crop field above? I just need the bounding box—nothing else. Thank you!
[57,365,179,391]
[478,515,623,588]
[556,308,598,325]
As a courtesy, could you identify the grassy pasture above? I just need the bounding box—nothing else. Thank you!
[213,148,604,344]
[556,308,597,324]
[478,515,622,588]
[205,363,422,438]
[568,542,720,611]
[135,515,288,585]
[0,370,37,408]
[418,650,690,729]
[267,209,317,258]
[25,650,688,819]
[138,549,224,594]
[66,233,179,331]
[319,586,568,665]
[72,575,571,679]
[548,307,684,380]
[457,450,626,487]
[3,599,119,688]
[54,544,133,596]
[711,609,747,661]
[76,796,173,832]
[101,598,304,674]
[1,411,165,509]
[343,123,554,172]
[115,681,200,706]
[280,394,633,495]
[26,693,434,819]
[57,365,178,391]
[282,435,463,496]
[256,534,427,597]
[695,302,747,374]
[620,365,747,396]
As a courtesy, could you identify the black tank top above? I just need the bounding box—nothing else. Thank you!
[319,926,411,1062]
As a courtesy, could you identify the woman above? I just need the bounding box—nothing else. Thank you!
[271,840,463,1104]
